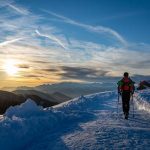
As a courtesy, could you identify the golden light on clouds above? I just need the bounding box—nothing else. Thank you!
[3,59,19,76]
[0,0,149,90]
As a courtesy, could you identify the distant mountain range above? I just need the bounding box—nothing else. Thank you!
[0,90,71,114]
[13,90,70,103]
[1,82,117,98]
[34,82,116,97]
[1,79,149,114]
[0,82,116,114]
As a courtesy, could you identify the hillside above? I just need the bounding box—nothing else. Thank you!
[51,92,71,102]
[13,89,71,103]
[0,90,25,114]
[0,90,58,114]
[13,90,58,102]
[0,89,150,149]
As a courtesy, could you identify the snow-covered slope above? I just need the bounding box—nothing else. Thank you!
[0,90,150,150]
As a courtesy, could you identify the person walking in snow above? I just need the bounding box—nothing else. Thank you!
[117,72,135,119]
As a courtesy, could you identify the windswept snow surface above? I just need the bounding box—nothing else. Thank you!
[0,90,150,150]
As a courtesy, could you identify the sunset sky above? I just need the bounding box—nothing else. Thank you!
[0,0,150,88]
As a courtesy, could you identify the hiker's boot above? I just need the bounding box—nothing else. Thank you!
[125,113,128,120]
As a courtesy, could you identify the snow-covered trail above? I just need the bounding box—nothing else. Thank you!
[60,96,150,150]
[28,91,150,150]
[49,92,150,150]
[0,91,150,150]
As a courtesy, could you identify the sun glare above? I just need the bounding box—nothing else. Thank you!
[3,59,19,75]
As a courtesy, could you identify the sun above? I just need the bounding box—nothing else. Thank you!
[3,59,19,75]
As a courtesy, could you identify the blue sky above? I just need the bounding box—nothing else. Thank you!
[19,0,150,43]
[0,0,150,87]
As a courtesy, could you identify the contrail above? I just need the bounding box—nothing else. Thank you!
[35,29,66,49]
[0,38,23,47]
[7,4,29,15]
[43,10,127,46]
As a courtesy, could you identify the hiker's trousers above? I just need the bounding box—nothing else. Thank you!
[122,92,131,114]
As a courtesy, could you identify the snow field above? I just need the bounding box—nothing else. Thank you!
[0,90,150,150]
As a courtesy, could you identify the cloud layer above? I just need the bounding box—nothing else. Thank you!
[0,0,149,87]
[43,10,127,45]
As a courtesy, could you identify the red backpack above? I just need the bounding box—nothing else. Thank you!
[120,77,134,92]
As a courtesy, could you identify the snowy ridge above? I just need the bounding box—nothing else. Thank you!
[134,90,150,113]
[0,90,150,150]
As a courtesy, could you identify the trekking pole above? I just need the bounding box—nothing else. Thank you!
[117,93,120,117]
[132,94,134,118]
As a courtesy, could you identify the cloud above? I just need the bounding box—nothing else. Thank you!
[7,3,29,15]
[0,0,149,85]
[35,29,66,49]
[0,38,23,47]
[0,0,13,8]
[32,60,50,64]
[43,10,127,45]
[59,66,109,81]
[129,60,150,69]
[0,71,7,78]
[17,64,30,69]
[23,74,44,78]
[43,68,59,72]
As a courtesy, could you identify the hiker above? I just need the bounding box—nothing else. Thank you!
[117,72,135,119]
